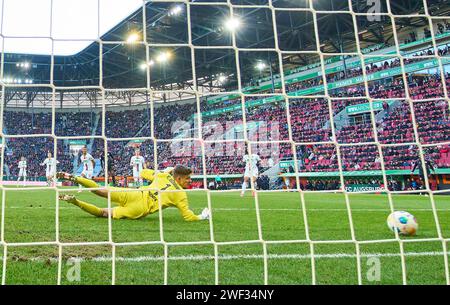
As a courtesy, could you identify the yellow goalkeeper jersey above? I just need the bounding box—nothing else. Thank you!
[139,169,200,221]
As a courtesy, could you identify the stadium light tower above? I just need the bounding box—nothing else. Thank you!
[224,17,241,32]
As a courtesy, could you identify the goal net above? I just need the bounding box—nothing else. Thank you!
[0,0,449,285]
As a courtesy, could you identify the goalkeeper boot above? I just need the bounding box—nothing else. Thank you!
[56,172,76,182]
[58,194,77,204]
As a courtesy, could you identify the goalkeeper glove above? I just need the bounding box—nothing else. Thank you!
[199,208,210,220]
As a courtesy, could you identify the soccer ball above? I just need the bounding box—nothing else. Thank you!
[387,211,418,236]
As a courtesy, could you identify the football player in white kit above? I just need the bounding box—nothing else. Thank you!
[41,152,59,187]
[241,148,261,197]
[79,146,95,192]
[130,149,146,188]
[17,156,27,186]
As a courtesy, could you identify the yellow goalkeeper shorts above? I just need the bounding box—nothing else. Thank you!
[108,188,148,220]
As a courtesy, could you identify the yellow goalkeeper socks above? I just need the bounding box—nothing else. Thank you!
[72,199,104,217]
[75,177,99,188]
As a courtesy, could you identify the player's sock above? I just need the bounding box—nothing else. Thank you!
[75,176,99,188]
[72,198,104,217]
[241,182,247,195]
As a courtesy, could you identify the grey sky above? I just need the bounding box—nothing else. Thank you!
[1,0,143,55]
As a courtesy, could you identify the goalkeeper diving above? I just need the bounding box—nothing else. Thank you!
[57,165,210,221]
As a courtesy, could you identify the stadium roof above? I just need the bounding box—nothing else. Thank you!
[1,0,449,107]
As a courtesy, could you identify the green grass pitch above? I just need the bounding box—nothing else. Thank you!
[0,187,449,285]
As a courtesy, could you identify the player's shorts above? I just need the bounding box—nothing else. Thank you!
[110,188,148,220]
[46,171,56,177]
[81,170,93,179]
[19,169,27,177]
[244,168,259,178]
[133,170,142,179]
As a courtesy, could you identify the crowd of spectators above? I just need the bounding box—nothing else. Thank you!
[4,129,73,179]
[3,111,94,178]
[148,72,449,176]
[2,35,450,183]
[4,76,449,180]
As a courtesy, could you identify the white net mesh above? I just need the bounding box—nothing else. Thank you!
[0,0,449,285]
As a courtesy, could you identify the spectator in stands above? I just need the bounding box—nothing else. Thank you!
[437,23,445,35]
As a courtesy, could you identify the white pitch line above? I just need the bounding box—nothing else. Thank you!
[210,208,450,212]
[6,206,450,212]
[2,251,450,263]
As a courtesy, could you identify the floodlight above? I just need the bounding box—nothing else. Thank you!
[255,62,267,71]
[169,5,183,16]
[224,17,241,32]
[126,32,140,44]
[156,51,172,63]
[218,75,228,83]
